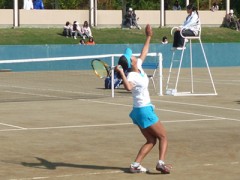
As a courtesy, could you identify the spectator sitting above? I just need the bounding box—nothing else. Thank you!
[123,8,141,29]
[33,0,44,9]
[86,37,95,45]
[23,0,33,10]
[224,9,240,31]
[162,36,168,44]
[211,2,219,11]
[79,39,85,45]
[72,21,84,39]
[173,1,181,10]
[63,21,72,38]
[124,8,133,28]
[132,10,141,29]
[81,21,93,39]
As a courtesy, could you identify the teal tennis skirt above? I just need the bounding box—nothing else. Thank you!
[129,105,159,129]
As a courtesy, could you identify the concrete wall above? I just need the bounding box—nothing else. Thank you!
[0,10,13,27]
[0,9,226,28]
[20,10,89,27]
[165,10,225,27]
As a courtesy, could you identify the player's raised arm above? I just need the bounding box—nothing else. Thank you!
[139,24,153,62]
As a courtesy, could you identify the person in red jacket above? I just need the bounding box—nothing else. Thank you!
[86,37,95,45]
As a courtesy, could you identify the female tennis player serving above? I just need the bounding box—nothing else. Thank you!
[115,24,172,174]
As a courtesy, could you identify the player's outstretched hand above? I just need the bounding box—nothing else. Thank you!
[145,24,153,37]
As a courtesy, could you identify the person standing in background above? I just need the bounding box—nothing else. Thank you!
[211,2,219,11]
[173,0,181,10]
[23,0,33,10]
[33,0,44,9]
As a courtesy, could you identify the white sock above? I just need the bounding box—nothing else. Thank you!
[132,162,140,167]
[158,160,165,165]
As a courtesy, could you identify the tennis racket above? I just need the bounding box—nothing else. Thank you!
[91,59,111,78]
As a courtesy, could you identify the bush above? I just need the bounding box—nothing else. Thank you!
[44,0,89,9]
[0,0,14,9]
[1,0,238,15]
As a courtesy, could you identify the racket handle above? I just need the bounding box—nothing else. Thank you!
[110,65,122,70]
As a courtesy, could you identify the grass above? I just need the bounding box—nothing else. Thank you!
[0,27,240,45]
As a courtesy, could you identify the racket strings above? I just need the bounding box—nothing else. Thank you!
[91,59,109,78]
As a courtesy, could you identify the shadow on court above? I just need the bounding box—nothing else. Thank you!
[21,157,129,172]
[235,100,240,104]
[21,157,165,175]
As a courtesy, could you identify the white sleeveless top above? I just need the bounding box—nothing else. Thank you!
[127,58,151,107]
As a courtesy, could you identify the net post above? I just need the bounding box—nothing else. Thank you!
[111,55,115,98]
[158,52,163,96]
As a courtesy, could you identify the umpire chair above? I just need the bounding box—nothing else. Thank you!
[166,26,217,96]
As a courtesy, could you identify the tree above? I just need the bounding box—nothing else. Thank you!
[231,0,240,17]
[44,0,89,9]
[0,0,239,16]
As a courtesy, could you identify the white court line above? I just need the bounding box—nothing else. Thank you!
[0,123,132,132]
[1,85,104,96]
[0,118,227,132]
[152,99,240,112]
[0,122,26,129]
[3,90,73,100]
[4,88,240,114]
[193,80,240,86]
[165,118,221,123]
[0,97,239,132]
[9,170,124,180]
[82,99,239,121]
[0,88,239,133]
[2,84,240,112]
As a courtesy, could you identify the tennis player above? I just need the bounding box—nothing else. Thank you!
[115,24,172,174]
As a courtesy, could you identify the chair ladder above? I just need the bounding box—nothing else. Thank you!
[166,38,217,96]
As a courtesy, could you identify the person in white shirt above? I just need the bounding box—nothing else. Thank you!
[72,21,83,39]
[81,21,93,39]
[211,2,219,11]
[115,24,172,174]
[172,4,200,49]
[23,0,33,10]
[63,21,72,38]
[162,36,168,44]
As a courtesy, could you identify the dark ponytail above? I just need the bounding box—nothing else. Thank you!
[187,4,199,16]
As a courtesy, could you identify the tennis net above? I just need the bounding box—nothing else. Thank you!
[0,53,163,102]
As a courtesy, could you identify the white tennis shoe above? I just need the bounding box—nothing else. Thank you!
[156,162,172,174]
[129,164,148,173]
